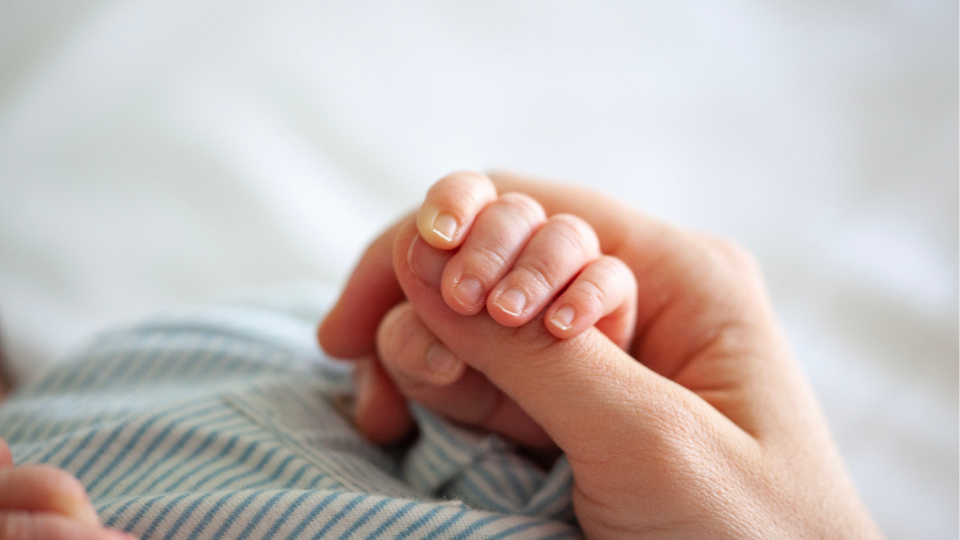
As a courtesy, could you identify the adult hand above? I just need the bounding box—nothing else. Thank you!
[0,438,137,540]
[319,171,883,539]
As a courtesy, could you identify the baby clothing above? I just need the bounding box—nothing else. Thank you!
[0,288,579,539]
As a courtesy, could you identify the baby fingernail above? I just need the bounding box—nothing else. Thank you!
[453,276,484,310]
[550,305,576,330]
[431,212,459,242]
[425,342,459,376]
[494,288,526,316]
[407,235,448,289]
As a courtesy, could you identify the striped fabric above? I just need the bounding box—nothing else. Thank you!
[0,291,580,539]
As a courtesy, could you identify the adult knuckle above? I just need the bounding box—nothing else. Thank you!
[645,399,708,457]
[703,235,760,274]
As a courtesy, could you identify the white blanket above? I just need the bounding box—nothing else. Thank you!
[0,2,956,538]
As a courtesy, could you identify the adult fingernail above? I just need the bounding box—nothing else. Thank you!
[452,276,484,310]
[494,288,526,316]
[407,235,448,289]
[425,342,460,377]
[550,305,576,330]
[431,212,459,242]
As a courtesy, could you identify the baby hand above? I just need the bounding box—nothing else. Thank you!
[370,172,637,447]
[416,171,637,347]
[0,438,137,540]
[321,171,884,538]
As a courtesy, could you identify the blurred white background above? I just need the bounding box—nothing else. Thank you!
[0,1,956,538]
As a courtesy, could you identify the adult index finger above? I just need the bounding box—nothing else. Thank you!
[318,218,408,359]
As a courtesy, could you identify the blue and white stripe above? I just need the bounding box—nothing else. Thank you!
[0,296,579,539]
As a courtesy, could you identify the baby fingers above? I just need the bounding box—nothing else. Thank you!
[440,192,547,314]
[0,512,136,540]
[487,213,601,327]
[414,171,636,347]
[544,255,638,350]
[416,171,498,249]
[0,466,101,526]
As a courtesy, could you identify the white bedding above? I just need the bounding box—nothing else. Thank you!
[0,2,956,538]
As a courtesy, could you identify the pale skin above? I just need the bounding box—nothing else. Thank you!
[0,438,137,540]
[373,174,639,449]
[0,169,881,540]
[319,171,885,539]
[0,173,631,540]
[0,339,134,540]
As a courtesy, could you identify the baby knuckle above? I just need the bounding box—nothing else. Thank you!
[575,274,607,306]
[470,243,510,274]
[436,170,490,191]
[432,171,494,208]
[452,170,488,181]
[594,255,624,277]
[517,256,557,290]
[547,214,599,255]
[497,192,547,224]
[603,256,637,292]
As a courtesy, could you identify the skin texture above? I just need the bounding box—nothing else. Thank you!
[370,171,640,449]
[0,438,137,540]
[319,171,885,539]
[419,172,638,345]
